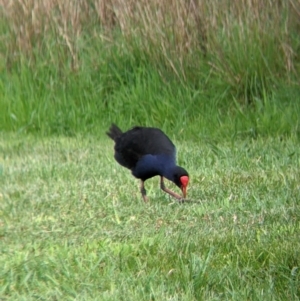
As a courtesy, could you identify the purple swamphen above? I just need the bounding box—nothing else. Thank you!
[107,124,189,202]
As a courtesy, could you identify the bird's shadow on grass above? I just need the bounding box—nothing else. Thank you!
[168,198,204,205]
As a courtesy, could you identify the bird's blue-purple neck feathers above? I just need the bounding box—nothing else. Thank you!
[132,154,177,182]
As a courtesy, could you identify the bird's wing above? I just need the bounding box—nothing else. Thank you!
[114,127,176,169]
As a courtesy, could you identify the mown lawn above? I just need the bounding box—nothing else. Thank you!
[0,133,299,300]
[1,0,300,299]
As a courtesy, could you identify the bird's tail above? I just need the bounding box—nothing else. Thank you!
[106,123,123,141]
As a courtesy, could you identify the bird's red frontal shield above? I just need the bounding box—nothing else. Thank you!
[180,175,189,198]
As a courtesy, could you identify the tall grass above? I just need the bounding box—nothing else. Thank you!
[0,0,300,136]
[2,0,299,77]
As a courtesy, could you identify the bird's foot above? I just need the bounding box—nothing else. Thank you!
[140,181,148,202]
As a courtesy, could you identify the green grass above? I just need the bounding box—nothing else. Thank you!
[1,60,300,140]
[1,133,299,300]
[0,1,300,299]
[0,0,299,137]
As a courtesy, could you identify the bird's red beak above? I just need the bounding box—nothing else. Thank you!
[180,176,189,198]
[182,186,187,198]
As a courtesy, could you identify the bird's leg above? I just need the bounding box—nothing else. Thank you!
[140,180,148,202]
[160,176,182,200]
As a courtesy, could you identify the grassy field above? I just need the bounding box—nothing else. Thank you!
[1,0,300,136]
[0,133,299,300]
[1,0,300,300]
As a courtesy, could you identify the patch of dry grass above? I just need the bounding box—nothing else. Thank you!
[1,0,299,80]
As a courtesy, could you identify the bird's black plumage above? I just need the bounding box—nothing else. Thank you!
[106,124,189,201]
[107,125,175,169]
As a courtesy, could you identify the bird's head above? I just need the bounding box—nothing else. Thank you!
[173,166,189,199]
